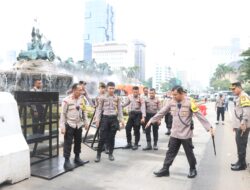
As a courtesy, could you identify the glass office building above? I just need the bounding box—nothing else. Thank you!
[84,0,115,61]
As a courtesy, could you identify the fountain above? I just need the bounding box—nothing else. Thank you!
[0,27,73,94]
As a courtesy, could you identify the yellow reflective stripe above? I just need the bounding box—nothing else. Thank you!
[81,98,87,111]
[240,96,250,107]
[190,99,199,112]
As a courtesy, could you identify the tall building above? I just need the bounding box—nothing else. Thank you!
[92,42,134,71]
[134,40,146,81]
[84,0,115,61]
[152,64,174,92]
[92,41,146,81]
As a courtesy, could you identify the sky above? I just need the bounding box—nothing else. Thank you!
[1,0,250,87]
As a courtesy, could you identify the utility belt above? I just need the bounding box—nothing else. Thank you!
[102,115,118,119]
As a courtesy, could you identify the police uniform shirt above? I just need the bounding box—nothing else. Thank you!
[215,97,225,108]
[60,94,87,129]
[145,97,161,114]
[149,97,211,139]
[95,93,123,122]
[233,91,250,129]
[123,95,146,117]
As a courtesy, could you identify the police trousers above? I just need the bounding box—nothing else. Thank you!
[126,111,142,144]
[163,137,197,169]
[63,124,82,158]
[216,107,225,121]
[97,115,119,154]
[165,112,173,129]
[235,128,250,164]
[145,113,159,144]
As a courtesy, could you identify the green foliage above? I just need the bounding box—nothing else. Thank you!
[142,77,153,88]
[58,58,113,76]
[210,79,231,90]
[168,77,182,89]
[239,48,250,81]
[213,63,235,79]
[161,82,170,92]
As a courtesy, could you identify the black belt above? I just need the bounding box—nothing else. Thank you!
[102,115,117,119]
[130,111,141,114]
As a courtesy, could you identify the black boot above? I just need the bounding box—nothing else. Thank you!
[109,154,115,161]
[143,142,152,151]
[132,143,139,150]
[74,154,89,166]
[95,153,101,163]
[64,158,74,171]
[153,142,158,150]
[124,142,132,149]
[187,168,197,178]
[231,162,247,171]
[231,160,239,167]
[153,166,170,177]
[165,129,171,135]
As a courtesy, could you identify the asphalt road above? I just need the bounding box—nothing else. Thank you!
[1,102,250,190]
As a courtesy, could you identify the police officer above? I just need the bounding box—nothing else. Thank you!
[230,82,250,171]
[164,91,173,135]
[146,86,214,178]
[123,86,146,150]
[60,83,89,171]
[142,87,149,133]
[30,79,45,134]
[94,82,109,154]
[143,88,161,150]
[95,82,125,162]
[94,82,106,108]
[215,94,225,125]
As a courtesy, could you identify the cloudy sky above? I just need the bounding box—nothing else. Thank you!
[1,0,250,86]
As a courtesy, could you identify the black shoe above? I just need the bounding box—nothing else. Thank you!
[124,143,132,149]
[231,163,247,171]
[143,143,152,151]
[153,144,158,150]
[64,159,74,171]
[231,161,239,167]
[109,154,115,161]
[95,154,101,163]
[187,169,197,178]
[132,144,139,150]
[153,167,170,177]
[165,129,171,135]
[74,156,89,166]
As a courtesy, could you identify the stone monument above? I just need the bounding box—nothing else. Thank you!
[0,26,73,94]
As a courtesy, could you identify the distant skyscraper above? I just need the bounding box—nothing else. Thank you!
[92,42,134,71]
[134,40,146,81]
[84,0,115,61]
[92,40,146,81]
[153,64,174,92]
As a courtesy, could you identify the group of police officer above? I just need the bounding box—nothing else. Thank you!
[58,80,250,178]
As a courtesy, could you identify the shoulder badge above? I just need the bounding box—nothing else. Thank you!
[240,95,250,107]
[190,99,199,112]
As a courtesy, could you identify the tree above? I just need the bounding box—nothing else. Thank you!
[161,82,170,92]
[168,77,182,89]
[214,64,235,80]
[142,77,153,88]
[239,48,250,82]
[210,79,231,91]
[126,66,139,79]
